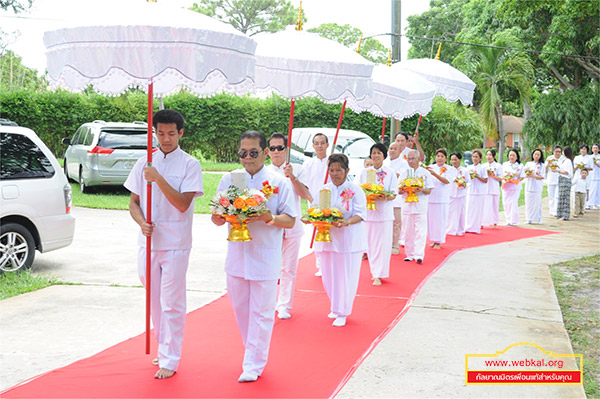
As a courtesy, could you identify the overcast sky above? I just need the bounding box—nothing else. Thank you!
[0,0,430,73]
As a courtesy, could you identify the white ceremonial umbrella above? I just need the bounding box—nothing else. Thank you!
[43,0,256,354]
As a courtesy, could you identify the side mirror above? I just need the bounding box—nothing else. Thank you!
[62,138,71,145]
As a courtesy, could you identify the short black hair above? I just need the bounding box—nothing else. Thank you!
[486,149,497,161]
[153,109,184,131]
[268,132,287,146]
[240,130,267,150]
[370,143,388,159]
[395,132,409,141]
[531,148,545,164]
[435,148,447,157]
[580,144,589,152]
[313,133,328,144]
[328,153,349,170]
[507,148,521,164]
[450,151,462,160]
[472,149,483,159]
[553,145,563,151]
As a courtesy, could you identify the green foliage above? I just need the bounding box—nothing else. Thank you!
[523,85,600,149]
[0,270,66,300]
[308,23,387,64]
[0,0,31,13]
[189,0,301,36]
[0,50,48,91]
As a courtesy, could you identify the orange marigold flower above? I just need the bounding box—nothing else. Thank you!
[245,197,258,207]
[322,208,332,216]
[233,197,246,209]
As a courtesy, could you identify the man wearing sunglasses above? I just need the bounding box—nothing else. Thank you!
[266,133,311,321]
[211,130,296,383]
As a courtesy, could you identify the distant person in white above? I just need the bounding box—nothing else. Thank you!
[211,130,296,383]
[545,146,564,217]
[265,133,311,320]
[124,109,204,379]
[384,142,409,254]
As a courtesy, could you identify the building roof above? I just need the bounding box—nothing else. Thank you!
[502,115,524,134]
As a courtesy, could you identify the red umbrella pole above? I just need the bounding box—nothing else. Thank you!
[145,79,153,355]
[310,99,347,249]
[286,98,295,164]
[412,114,423,149]
[381,117,387,143]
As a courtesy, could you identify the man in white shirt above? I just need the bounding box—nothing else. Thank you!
[302,133,331,276]
[395,131,425,161]
[545,145,564,216]
[398,150,433,264]
[266,133,311,320]
[125,110,204,379]
[384,142,409,255]
[211,130,296,383]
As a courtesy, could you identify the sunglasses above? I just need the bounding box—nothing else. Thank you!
[269,145,286,152]
[238,149,261,159]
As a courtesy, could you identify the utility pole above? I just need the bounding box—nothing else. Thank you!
[390,0,401,137]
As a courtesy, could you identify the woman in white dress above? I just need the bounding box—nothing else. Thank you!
[573,145,592,209]
[447,152,471,236]
[483,149,503,228]
[589,144,600,209]
[310,154,367,327]
[465,150,488,234]
[426,149,450,249]
[556,146,574,221]
[502,148,525,226]
[356,143,398,286]
[524,149,546,224]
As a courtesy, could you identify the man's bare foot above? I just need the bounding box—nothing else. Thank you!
[152,357,159,366]
[154,368,176,379]
[432,243,441,249]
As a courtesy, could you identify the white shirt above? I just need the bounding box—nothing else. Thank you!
[398,167,434,214]
[124,147,204,250]
[524,161,546,192]
[484,161,503,196]
[355,165,399,221]
[558,157,574,179]
[399,147,411,161]
[545,155,564,185]
[314,180,367,254]
[573,154,592,179]
[384,156,409,207]
[428,163,451,204]
[572,177,590,193]
[303,155,331,204]
[467,163,487,196]
[502,161,525,192]
[217,166,297,280]
[266,162,306,238]
[448,165,471,199]
[592,154,600,181]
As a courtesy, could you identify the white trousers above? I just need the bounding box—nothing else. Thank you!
[589,180,600,207]
[465,194,485,233]
[138,248,189,372]
[318,251,362,316]
[447,197,466,236]
[525,190,543,223]
[366,220,393,278]
[392,207,402,250]
[502,186,521,225]
[227,274,278,376]
[427,202,448,244]
[402,211,428,260]
[276,235,302,313]
[548,184,558,215]
[482,194,500,225]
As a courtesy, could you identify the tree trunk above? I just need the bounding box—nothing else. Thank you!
[521,99,532,159]
[496,104,505,164]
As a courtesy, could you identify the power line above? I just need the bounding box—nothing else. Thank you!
[365,32,600,62]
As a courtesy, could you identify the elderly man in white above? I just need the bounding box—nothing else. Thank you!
[398,150,433,264]
[384,142,408,254]
[266,133,311,320]
[212,130,296,383]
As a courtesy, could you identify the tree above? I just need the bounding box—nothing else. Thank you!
[0,0,31,13]
[0,50,47,91]
[189,0,301,36]
[455,31,533,163]
[308,23,387,64]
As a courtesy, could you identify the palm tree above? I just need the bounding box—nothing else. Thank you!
[457,33,534,163]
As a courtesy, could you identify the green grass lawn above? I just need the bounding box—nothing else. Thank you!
[0,271,76,300]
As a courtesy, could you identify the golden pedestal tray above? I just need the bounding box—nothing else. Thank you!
[223,214,251,242]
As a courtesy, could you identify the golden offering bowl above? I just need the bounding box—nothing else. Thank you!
[404,187,419,203]
[223,214,252,242]
[366,194,377,210]
[312,221,332,242]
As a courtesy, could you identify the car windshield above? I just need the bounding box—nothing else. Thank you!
[343,137,374,158]
[98,130,158,150]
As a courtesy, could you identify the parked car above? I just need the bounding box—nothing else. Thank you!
[291,127,376,180]
[463,151,473,167]
[62,120,158,193]
[0,122,75,273]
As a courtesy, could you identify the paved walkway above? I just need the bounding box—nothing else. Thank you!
[1,198,598,397]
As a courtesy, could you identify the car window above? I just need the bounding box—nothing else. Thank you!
[297,132,310,151]
[0,132,55,179]
[98,130,158,150]
[83,129,95,146]
[343,137,373,158]
[71,128,82,145]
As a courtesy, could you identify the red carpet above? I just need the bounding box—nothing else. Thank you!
[2,226,555,398]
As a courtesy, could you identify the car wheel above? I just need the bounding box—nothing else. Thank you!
[0,223,35,273]
[79,168,88,193]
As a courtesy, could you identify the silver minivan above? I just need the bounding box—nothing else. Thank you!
[62,121,157,192]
